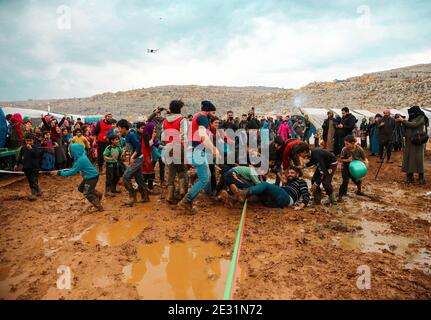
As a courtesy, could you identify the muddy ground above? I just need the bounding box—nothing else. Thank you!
[0,150,430,300]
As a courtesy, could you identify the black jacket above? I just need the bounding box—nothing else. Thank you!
[341,113,357,136]
[17,143,42,169]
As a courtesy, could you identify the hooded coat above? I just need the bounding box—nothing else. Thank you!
[58,143,99,180]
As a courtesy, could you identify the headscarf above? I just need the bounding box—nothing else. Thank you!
[408,106,429,126]
[10,113,24,142]
[143,121,156,137]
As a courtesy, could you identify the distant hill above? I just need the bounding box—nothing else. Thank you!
[2,63,430,118]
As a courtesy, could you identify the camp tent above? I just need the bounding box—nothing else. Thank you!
[353,109,376,120]
[299,108,330,129]
[1,107,102,125]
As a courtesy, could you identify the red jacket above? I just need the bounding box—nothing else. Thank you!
[282,139,302,170]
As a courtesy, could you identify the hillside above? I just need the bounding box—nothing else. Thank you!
[2,64,430,118]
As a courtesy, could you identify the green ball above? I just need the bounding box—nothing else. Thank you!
[349,160,368,179]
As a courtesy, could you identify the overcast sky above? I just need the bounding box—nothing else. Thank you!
[1,0,430,101]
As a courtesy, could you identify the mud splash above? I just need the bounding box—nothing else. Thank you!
[81,215,147,247]
[123,240,243,300]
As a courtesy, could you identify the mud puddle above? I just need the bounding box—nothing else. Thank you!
[123,240,244,300]
[80,215,147,247]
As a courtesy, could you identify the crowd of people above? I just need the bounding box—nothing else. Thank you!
[5,101,429,212]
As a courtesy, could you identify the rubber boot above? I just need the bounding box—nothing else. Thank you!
[417,173,426,185]
[312,189,322,205]
[141,189,150,203]
[90,198,104,211]
[404,173,414,184]
[28,189,37,201]
[177,197,194,214]
[166,186,176,204]
[356,182,366,196]
[179,178,188,199]
[324,193,337,206]
[126,193,137,206]
[94,190,103,202]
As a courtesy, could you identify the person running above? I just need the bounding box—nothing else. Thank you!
[117,119,150,206]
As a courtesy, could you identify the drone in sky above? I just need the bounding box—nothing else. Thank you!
[147,49,159,54]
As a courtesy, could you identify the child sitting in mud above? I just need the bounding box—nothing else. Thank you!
[14,133,42,201]
[337,135,369,202]
[52,143,103,211]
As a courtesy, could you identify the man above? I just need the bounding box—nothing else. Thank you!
[293,119,306,141]
[221,110,238,131]
[239,114,248,130]
[161,100,189,204]
[93,113,114,172]
[117,119,150,206]
[322,111,335,152]
[148,107,166,184]
[334,108,357,155]
[177,101,219,212]
[298,147,338,206]
[377,108,396,164]
[303,115,312,144]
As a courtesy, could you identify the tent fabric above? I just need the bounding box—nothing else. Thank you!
[299,108,330,129]
[1,107,101,123]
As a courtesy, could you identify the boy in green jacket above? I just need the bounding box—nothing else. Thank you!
[103,135,123,197]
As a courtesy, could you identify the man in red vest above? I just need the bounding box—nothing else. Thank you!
[161,100,189,204]
[177,101,219,212]
[93,112,114,172]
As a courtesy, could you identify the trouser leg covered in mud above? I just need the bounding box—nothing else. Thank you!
[24,168,39,195]
[123,156,147,196]
[78,176,99,203]
[339,165,361,196]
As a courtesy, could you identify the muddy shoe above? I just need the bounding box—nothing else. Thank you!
[177,198,194,214]
[28,194,37,201]
[230,184,245,203]
[312,190,322,205]
[90,199,104,212]
[36,189,43,197]
[324,194,337,206]
[105,191,115,197]
[355,191,366,196]
[166,186,176,204]
[141,189,150,203]
[125,194,137,207]
[218,190,234,208]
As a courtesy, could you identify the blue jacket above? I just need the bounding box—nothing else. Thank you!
[58,144,99,180]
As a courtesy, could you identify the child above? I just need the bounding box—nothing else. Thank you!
[103,135,123,196]
[40,131,56,171]
[338,135,369,202]
[71,128,90,149]
[14,133,42,201]
[314,129,321,148]
[141,122,156,190]
[55,143,103,211]
[298,147,338,206]
[117,119,150,206]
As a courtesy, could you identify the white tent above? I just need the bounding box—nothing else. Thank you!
[353,109,376,120]
[299,107,330,128]
[1,107,83,121]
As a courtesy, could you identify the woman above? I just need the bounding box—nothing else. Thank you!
[359,118,368,148]
[396,106,429,184]
[277,117,291,142]
[8,113,25,148]
[368,115,380,156]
